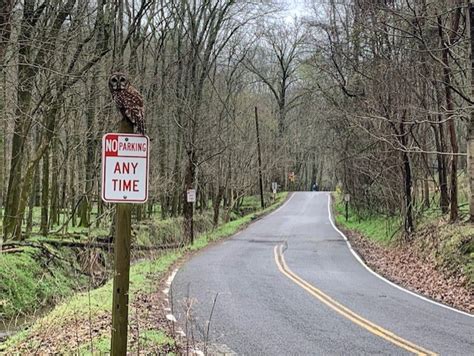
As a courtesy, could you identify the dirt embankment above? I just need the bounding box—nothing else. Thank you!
[339,222,473,314]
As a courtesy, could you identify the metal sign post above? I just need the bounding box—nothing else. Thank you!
[186,189,196,244]
[271,182,278,200]
[102,123,150,355]
[344,194,351,222]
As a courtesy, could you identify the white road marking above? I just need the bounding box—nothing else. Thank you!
[326,193,473,318]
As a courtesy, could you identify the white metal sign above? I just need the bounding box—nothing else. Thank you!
[272,182,278,193]
[101,133,149,203]
[187,189,196,203]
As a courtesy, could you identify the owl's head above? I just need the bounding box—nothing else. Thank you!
[108,72,129,91]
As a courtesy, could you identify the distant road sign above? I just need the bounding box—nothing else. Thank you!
[187,189,196,203]
[272,182,278,192]
[101,133,149,203]
[288,171,296,182]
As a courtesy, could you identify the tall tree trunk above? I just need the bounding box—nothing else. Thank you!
[438,7,461,222]
[432,95,449,214]
[40,150,50,235]
[213,185,225,227]
[400,121,414,234]
[183,153,196,243]
[468,3,474,222]
[0,0,13,247]
[49,137,59,227]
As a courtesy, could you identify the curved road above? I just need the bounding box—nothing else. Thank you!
[171,192,474,355]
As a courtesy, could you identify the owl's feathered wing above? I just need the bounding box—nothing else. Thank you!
[112,86,146,134]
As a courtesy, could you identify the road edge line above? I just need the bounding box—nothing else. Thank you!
[326,193,473,319]
[274,245,436,356]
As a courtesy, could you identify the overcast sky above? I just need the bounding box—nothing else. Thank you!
[283,0,308,22]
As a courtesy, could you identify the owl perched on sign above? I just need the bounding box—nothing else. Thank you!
[108,72,145,134]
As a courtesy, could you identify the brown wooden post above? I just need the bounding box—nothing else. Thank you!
[255,107,265,209]
[111,119,133,355]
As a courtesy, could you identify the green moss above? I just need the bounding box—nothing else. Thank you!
[41,250,181,324]
[0,246,87,320]
[436,225,474,286]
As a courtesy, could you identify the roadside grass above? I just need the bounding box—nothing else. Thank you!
[78,329,177,355]
[138,329,175,349]
[77,335,110,355]
[2,192,288,353]
[334,196,400,244]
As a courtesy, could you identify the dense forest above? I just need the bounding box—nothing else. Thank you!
[1,0,473,352]
[2,0,473,245]
[0,0,326,246]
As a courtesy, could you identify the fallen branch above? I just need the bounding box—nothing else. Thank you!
[0,247,25,254]
[3,239,183,252]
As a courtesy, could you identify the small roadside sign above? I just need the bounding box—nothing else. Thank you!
[272,182,278,193]
[344,194,351,202]
[101,133,149,203]
[187,189,196,203]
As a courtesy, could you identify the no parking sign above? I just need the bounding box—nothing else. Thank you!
[101,133,149,203]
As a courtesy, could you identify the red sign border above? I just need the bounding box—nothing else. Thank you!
[101,133,150,203]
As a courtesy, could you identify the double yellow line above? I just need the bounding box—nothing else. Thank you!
[273,244,436,355]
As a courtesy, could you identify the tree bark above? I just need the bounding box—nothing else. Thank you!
[468,3,474,222]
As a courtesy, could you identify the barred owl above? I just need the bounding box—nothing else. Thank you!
[108,72,145,134]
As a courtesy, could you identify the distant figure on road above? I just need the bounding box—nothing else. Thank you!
[312,183,319,191]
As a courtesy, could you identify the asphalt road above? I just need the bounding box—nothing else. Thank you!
[170,192,474,355]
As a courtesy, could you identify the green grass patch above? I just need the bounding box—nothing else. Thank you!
[77,335,111,355]
[334,194,400,244]
[139,329,175,348]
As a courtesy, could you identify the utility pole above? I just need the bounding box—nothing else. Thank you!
[255,107,265,209]
[468,2,474,222]
[111,119,133,355]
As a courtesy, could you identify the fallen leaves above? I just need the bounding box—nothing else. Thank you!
[341,226,473,314]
